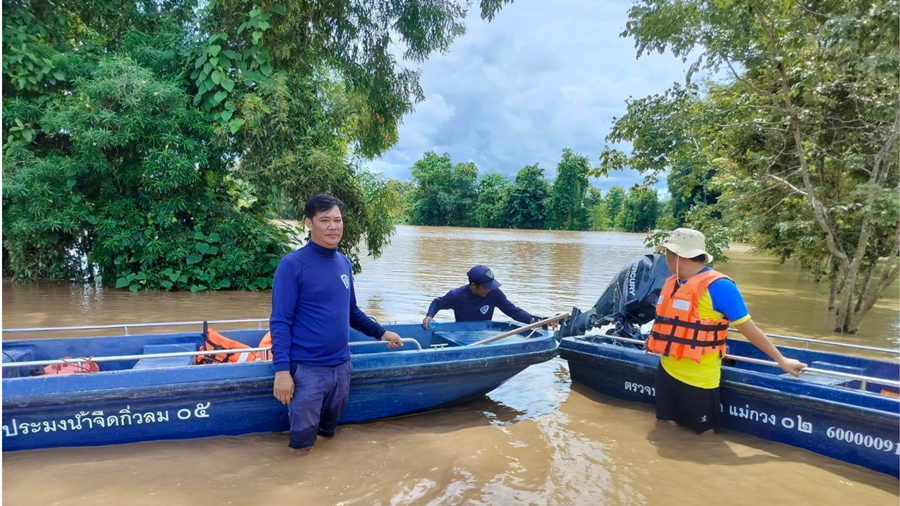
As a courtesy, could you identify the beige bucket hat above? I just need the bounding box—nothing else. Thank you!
[656,227,714,263]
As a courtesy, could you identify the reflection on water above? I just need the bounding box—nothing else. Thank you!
[3,225,899,505]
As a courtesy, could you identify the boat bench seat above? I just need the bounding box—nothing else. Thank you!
[789,372,849,387]
[433,330,497,347]
[810,361,865,376]
[133,343,196,370]
[786,361,864,389]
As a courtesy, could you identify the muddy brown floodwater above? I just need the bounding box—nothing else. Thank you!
[3,226,898,505]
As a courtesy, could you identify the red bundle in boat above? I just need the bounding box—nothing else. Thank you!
[43,357,99,375]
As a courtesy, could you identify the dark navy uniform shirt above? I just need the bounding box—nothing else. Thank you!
[426,285,538,324]
[270,242,386,371]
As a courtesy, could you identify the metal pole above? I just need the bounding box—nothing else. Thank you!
[585,334,900,389]
[1,347,272,369]
[727,328,897,355]
[471,313,569,346]
[2,318,271,334]
[1,339,424,369]
[4,320,896,356]
[348,339,422,351]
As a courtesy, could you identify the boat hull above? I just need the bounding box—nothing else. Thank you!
[2,323,557,451]
[560,337,900,477]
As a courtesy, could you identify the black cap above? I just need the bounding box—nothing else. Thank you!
[467,265,501,290]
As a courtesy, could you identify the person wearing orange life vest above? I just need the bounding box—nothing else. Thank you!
[646,228,806,434]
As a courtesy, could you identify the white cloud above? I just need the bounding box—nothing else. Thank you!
[364,0,690,187]
[397,93,456,152]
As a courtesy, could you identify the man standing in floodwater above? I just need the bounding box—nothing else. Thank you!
[270,194,403,455]
[647,227,806,434]
[422,265,546,329]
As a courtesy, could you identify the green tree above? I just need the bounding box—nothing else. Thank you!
[408,152,478,226]
[388,179,416,224]
[600,85,718,228]
[474,173,513,228]
[506,164,550,229]
[354,171,403,270]
[615,186,659,232]
[617,0,899,332]
[2,14,290,292]
[587,201,613,231]
[580,186,603,230]
[452,161,480,227]
[2,0,513,289]
[656,198,680,231]
[604,186,626,226]
[548,148,591,230]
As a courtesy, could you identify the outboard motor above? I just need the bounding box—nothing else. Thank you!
[558,253,672,341]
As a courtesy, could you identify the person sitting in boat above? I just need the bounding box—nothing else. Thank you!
[270,194,404,455]
[422,265,545,329]
[647,227,806,434]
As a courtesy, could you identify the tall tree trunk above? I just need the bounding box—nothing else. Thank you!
[827,258,839,311]
[833,274,857,333]
[848,223,900,333]
[847,257,900,334]
[854,263,874,313]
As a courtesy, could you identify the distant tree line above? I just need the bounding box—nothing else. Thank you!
[394,149,666,233]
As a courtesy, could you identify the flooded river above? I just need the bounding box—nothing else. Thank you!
[3,226,899,505]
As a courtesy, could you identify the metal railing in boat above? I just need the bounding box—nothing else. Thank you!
[4,319,896,357]
[728,329,898,356]
[586,334,900,390]
[0,338,424,370]
[1,318,271,336]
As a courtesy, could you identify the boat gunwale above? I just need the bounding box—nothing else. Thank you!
[559,337,900,421]
[3,339,560,407]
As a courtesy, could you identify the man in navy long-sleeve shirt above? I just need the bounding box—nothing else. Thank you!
[422,265,545,329]
[270,194,402,455]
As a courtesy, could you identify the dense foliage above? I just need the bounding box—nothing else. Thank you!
[604,0,899,332]
[402,150,661,232]
[547,149,591,230]
[2,0,511,289]
[408,152,477,227]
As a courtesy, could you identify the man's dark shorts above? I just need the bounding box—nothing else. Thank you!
[288,360,353,449]
[654,362,721,434]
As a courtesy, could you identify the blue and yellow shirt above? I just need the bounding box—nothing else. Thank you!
[660,268,750,389]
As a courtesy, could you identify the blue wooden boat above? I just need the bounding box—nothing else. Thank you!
[559,333,900,477]
[1,319,557,451]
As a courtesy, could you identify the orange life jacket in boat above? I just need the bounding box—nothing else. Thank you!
[646,270,731,363]
[195,329,271,364]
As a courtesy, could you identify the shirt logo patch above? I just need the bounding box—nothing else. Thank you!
[340,274,350,289]
[672,298,690,311]
[480,305,490,315]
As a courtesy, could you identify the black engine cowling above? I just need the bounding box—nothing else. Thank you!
[558,253,672,339]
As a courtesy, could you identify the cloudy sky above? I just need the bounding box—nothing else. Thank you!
[364,0,692,194]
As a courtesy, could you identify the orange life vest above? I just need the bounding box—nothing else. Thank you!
[195,329,271,365]
[646,270,731,363]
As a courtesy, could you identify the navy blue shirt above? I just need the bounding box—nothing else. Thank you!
[269,242,386,371]
[426,285,538,324]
